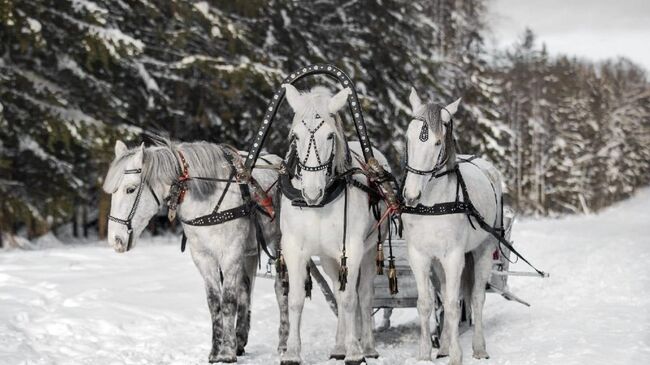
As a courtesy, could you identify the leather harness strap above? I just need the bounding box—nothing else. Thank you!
[177,150,276,259]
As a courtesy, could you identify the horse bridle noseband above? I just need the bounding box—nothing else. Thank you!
[107,168,161,251]
[294,119,336,177]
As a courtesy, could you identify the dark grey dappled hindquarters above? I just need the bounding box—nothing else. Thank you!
[0,1,648,239]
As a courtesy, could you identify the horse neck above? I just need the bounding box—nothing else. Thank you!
[145,145,243,220]
[421,170,459,205]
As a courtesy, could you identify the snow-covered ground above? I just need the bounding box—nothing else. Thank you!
[1,189,649,365]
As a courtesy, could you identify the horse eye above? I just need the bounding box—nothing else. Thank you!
[327,133,334,140]
[435,140,442,146]
[126,186,137,194]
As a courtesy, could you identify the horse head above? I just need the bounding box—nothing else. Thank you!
[283,84,351,206]
[402,87,461,206]
[103,141,161,252]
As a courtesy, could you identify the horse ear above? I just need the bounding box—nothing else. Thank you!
[409,87,423,116]
[328,87,351,113]
[115,140,127,157]
[441,97,462,123]
[282,84,303,113]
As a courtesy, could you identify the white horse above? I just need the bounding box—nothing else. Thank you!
[278,84,390,365]
[103,139,288,363]
[401,88,503,365]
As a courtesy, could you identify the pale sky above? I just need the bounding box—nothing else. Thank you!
[486,0,650,71]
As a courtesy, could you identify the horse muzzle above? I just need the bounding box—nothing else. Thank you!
[302,188,324,206]
[402,190,421,207]
[113,231,133,253]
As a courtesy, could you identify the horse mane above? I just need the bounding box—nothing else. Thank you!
[103,138,232,201]
[419,102,456,169]
[288,86,350,173]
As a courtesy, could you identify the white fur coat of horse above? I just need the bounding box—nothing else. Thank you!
[278,84,390,365]
[103,139,287,363]
[401,89,503,365]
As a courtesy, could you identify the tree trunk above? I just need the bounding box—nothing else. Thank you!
[98,192,110,240]
[72,204,79,238]
[82,205,89,238]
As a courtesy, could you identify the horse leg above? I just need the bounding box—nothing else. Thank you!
[408,245,435,361]
[379,308,392,331]
[471,242,492,360]
[189,250,223,363]
[215,258,244,363]
[275,262,289,354]
[340,245,364,365]
[441,251,465,365]
[235,255,257,356]
[280,247,308,365]
[434,259,450,357]
[358,251,379,358]
[321,257,346,359]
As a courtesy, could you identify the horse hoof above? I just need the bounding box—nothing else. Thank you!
[280,361,301,365]
[329,354,345,360]
[210,353,237,363]
[364,349,380,359]
[344,357,366,365]
[473,350,490,359]
[210,357,236,364]
[436,351,449,359]
[236,347,245,356]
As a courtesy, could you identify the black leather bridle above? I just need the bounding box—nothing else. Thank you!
[403,118,450,179]
[294,119,336,177]
[107,168,161,251]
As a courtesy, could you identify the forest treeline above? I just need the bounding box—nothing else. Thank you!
[0,0,648,242]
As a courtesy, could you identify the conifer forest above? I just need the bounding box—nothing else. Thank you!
[1,0,648,244]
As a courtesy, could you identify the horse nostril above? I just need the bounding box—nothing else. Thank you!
[303,189,324,205]
[114,236,126,251]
